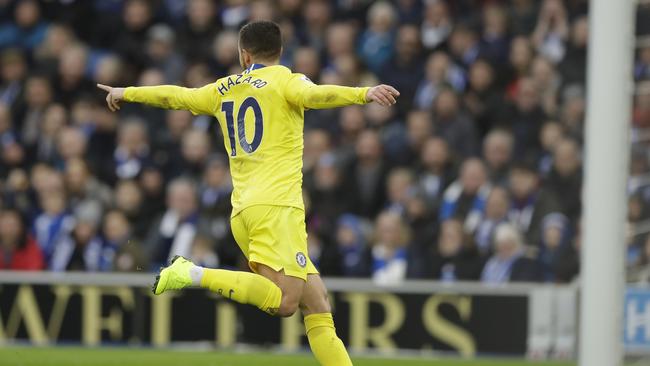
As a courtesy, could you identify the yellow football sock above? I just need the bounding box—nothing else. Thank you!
[200,268,282,316]
[304,313,353,366]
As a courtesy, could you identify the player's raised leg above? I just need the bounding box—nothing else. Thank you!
[152,256,303,317]
[300,274,353,366]
[152,256,282,315]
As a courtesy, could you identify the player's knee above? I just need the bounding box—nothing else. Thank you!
[300,288,331,314]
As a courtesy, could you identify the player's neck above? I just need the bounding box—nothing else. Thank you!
[247,58,279,68]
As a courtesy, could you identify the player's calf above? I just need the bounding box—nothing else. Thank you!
[300,274,353,366]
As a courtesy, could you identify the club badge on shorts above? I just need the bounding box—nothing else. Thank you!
[296,252,307,268]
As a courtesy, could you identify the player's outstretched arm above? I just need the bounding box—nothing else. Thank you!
[97,83,218,115]
[286,75,399,110]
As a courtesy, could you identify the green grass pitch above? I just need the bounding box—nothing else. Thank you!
[0,346,576,366]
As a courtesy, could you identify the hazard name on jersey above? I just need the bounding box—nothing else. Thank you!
[217,75,268,95]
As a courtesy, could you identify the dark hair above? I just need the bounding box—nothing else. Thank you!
[239,21,282,61]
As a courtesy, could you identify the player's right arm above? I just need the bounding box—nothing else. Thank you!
[97,83,219,115]
[284,74,399,109]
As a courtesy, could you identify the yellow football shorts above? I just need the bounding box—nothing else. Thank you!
[230,205,318,281]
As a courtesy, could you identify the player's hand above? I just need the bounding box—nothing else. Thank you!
[366,84,400,106]
[97,83,125,112]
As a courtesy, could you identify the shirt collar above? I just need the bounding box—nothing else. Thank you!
[247,63,266,72]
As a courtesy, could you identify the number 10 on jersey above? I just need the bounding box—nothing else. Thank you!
[221,97,264,156]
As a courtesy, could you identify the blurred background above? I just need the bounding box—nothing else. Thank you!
[0,0,648,364]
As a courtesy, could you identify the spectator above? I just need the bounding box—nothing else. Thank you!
[138,165,166,221]
[509,0,537,36]
[481,222,541,283]
[178,0,220,62]
[379,24,423,116]
[30,103,66,163]
[431,219,484,281]
[64,158,112,210]
[113,119,151,181]
[475,186,511,255]
[417,137,455,210]
[629,234,650,283]
[433,88,479,158]
[325,22,356,66]
[559,85,586,142]
[102,209,145,272]
[506,36,534,96]
[440,158,491,232]
[559,16,588,86]
[337,105,365,160]
[385,168,414,214]
[145,178,199,268]
[530,56,560,116]
[56,128,88,171]
[531,0,568,64]
[544,138,582,222]
[113,0,154,71]
[211,30,240,77]
[169,128,211,180]
[388,110,430,166]
[464,59,503,136]
[34,24,75,75]
[538,120,564,176]
[94,54,124,87]
[0,208,43,270]
[306,153,350,232]
[145,24,185,83]
[3,168,31,214]
[319,214,371,277]
[114,179,149,240]
[61,201,104,271]
[448,25,481,69]
[342,130,388,218]
[20,74,52,147]
[404,190,437,278]
[0,103,23,177]
[189,234,219,268]
[414,51,465,110]
[358,2,397,73]
[33,189,74,270]
[637,46,650,82]
[420,0,452,51]
[293,47,321,83]
[536,213,576,283]
[0,49,27,107]
[482,129,514,184]
[0,0,49,51]
[480,4,510,65]
[508,162,559,243]
[197,156,236,260]
[499,78,547,159]
[371,210,410,285]
[54,44,93,107]
[299,0,332,52]
[303,129,332,174]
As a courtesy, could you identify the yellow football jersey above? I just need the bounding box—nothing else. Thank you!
[123,64,369,216]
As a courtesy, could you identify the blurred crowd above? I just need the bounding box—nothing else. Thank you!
[0,0,648,285]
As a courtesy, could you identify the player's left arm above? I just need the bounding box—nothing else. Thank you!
[97,83,219,115]
[285,75,399,109]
